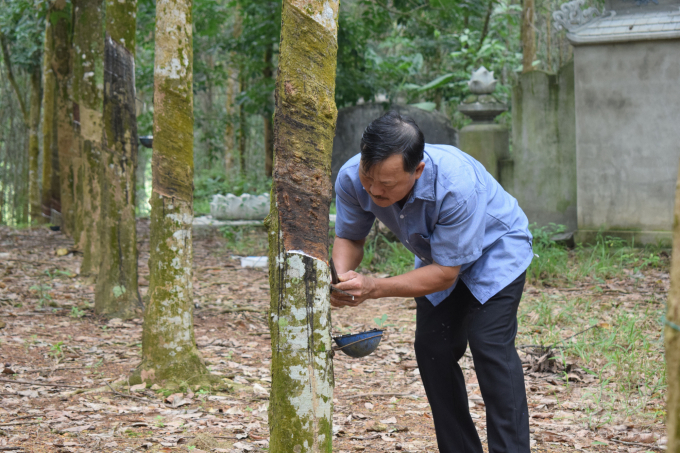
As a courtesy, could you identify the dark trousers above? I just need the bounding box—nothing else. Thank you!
[414,272,530,453]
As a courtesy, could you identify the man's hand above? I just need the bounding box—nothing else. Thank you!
[330,271,376,308]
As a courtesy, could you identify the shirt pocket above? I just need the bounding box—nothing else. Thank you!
[410,233,432,264]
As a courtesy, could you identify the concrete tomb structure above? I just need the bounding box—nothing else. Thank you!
[554,0,680,244]
[511,63,577,232]
[331,103,458,188]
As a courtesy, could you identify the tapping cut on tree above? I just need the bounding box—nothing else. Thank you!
[266,0,339,451]
[132,0,217,388]
[95,0,142,318]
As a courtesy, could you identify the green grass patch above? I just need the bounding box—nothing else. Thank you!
[528,224,669,286]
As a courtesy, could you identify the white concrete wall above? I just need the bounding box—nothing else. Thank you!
[574,39,680,235]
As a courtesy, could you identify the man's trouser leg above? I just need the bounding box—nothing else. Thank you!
[414,272,530,453]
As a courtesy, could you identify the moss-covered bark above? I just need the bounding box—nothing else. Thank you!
[52,3,75,234]
[263,43,274,178]
[666,162,680,452]
[95,0,141,316]
[267,1,339,451]
[224,68,236,173]
[42,18,57,222]
[521,0,536,73]
[73,0,105,276]
[133,0,215,388]
[28,66,42,223]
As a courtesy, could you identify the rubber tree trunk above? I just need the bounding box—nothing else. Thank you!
[224,68,236,174]
[95,0,142,318]
[28,66,43,223]
[238,74,247,175]
[521,0,536,73]
[72,0,105,277]
[42,18,57,222]
[263,43,274,178]
[666,162,680,452]
[266,1,339,451]
[133,0,214,388]
[52,3,75,234]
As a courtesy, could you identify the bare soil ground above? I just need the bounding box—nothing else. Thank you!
[0,223,667,452]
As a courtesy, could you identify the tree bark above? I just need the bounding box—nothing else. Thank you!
[28,65,42,223]
[95,0,141,318]
[42,18,57,222]
[132,0,215,388]
[263,43,274,178]
[266,0,339,451]
[52,2,75,234]
[521,0,536,73]
[224,68,236,174]
[73,0,105,277]
[666,162,680,452]
[238,73,247,175]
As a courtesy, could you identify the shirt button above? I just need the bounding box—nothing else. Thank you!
[400,215,404,219]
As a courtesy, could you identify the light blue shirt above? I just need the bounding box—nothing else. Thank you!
[335,144,533,306]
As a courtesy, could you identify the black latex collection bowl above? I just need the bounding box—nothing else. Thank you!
[333,329,384,358]
[139,135,154,148]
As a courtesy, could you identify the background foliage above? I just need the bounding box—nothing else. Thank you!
[0,0,585,224]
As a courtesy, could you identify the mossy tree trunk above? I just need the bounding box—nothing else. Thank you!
[52,2,75,234]
[266,1,339,451]
[263,43,274,178]
[238,73,247,175]
[42,17,57,222]
[666,162,680,452]
[28,66,43,223]
[95,0,142,317]
[224,68,236,174]
[72,0,105,277]
[133,0,214,388]
[521,0,536,73]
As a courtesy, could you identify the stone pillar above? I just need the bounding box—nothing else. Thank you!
[458,67,510,186]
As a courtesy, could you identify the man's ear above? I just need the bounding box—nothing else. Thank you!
[413,161,426,179]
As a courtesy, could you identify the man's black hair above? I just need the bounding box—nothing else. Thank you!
[360,110,425,174]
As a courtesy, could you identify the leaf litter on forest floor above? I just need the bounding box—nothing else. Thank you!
[0,222,670,452]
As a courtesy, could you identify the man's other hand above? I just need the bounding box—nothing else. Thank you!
[330,270,376,308]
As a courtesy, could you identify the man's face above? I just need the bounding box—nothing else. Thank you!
[359,154,425,208]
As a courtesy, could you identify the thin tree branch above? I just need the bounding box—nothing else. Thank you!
[0,32,29,125]
[477,0,496,52]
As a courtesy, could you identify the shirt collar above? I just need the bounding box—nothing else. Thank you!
[411,151,435,202]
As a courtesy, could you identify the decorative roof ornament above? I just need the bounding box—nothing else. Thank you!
[468,67,497,95]
[553,0,606,32]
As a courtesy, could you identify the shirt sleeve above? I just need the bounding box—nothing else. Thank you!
[430,188,485,268]
[334,172,375,241]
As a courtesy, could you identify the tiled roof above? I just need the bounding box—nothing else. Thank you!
[567,8,680,44]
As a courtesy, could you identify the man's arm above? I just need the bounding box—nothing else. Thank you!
[332,236,366,274]
[331,263,460,307]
